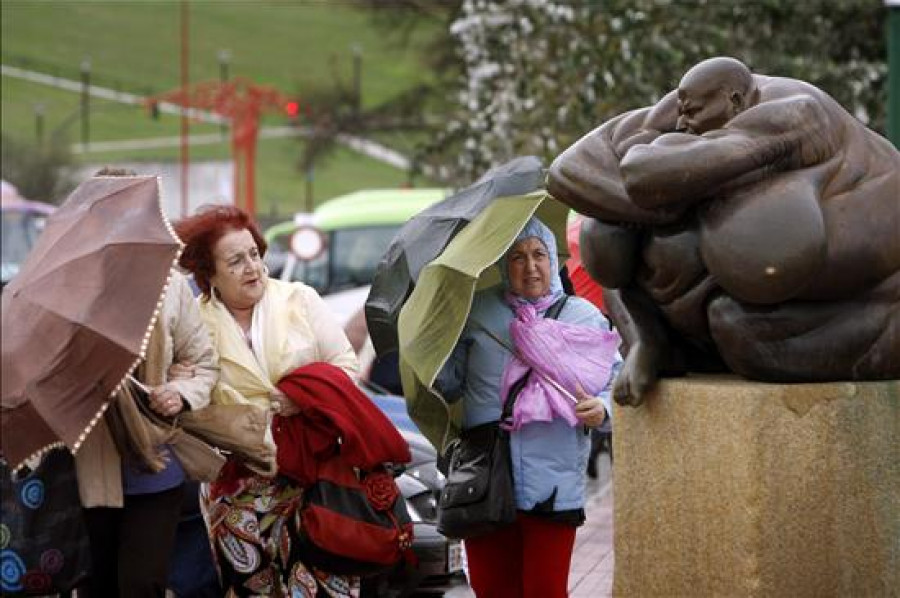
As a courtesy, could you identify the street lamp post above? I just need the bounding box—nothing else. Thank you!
[218,49,231,84]
[80,58,91,149]
[352,44,362,120]
[34,102,45,148]
[218,49,231,137]
[305,166,314,213]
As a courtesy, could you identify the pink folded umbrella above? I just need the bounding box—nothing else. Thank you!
[500,303,620,430]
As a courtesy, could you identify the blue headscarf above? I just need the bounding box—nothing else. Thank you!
[498,217,564,304]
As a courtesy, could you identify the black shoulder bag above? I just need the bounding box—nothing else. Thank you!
[436,296,568,540]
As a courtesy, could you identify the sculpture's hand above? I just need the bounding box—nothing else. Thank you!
[613,342,658,407]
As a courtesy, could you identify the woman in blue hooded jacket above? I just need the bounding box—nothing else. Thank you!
[436,217,621,598]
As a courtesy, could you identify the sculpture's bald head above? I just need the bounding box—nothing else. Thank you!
[676,57,756,134]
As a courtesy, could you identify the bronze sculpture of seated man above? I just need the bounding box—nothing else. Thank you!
[548,56,900,406]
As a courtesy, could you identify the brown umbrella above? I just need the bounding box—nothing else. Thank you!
[1,176,182,471]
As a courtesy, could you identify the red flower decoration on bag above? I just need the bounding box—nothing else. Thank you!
[363,470,398,511]
[23,570,52,593]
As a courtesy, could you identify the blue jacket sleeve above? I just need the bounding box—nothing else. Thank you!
[433,333,470,402]
[596,351,622,432]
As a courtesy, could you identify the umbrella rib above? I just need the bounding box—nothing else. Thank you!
[19,179,164,265]
[9,300,144,357]
[13,240,177,291]
[20,209,100,266]
[40,237,177,266]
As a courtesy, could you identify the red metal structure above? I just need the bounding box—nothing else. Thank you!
[150,77,293,216]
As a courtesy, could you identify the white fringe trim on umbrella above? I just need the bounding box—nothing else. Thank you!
[11,176,186,474]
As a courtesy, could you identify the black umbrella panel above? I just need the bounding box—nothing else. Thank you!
[365,156,546,358]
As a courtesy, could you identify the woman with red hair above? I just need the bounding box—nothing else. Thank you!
[174,205,358,597]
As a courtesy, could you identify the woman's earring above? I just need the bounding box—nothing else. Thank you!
[262,263,269,276]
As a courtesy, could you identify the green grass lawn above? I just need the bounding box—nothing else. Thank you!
[1,76,221,143]
[1,1,436,109]
[3,76,435,214]
[2,1,440,215]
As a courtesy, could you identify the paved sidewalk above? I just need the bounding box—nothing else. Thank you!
[568,476,615,597]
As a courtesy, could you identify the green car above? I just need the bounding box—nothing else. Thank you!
[265,187,450,296]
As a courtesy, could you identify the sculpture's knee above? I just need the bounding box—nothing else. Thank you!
[706,295,768,379]
[581,218,640,288]
[709,284,900,382]
[707,295,744,335]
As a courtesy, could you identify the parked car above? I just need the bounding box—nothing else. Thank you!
[264,188,450,297]
[1,181,54,287]
[363,388,463,597]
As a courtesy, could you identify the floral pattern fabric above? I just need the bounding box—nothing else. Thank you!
[0,451,90,595]
[201,471,359,598]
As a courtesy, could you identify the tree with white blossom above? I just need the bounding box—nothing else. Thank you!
[410,0,887,184]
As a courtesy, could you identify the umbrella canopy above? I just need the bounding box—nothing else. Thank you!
[1,176,182,471]
[396,189,569,450]
[365,156,545,358]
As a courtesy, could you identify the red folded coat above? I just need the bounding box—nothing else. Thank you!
[273,362,411,486]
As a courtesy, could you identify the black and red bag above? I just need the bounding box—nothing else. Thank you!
[297,452,414,577]
[273,363,414,576]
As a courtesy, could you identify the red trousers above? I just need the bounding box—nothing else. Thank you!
[464,511,577,598]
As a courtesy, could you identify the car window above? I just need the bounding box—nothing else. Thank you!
[284,225,401,295]
[329,226,400,292]
[1,210,46,283]
[287,251,329,293]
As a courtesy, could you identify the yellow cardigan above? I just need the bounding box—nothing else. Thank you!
[200,278,358,408]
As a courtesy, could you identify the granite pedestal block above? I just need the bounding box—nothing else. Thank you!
[612,376,899,597]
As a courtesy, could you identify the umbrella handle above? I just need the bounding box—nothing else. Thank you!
[127,374,180,432]
[127,374,151,394]
[536,370,579,404]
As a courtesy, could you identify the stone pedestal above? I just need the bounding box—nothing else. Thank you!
[612,376,899,597]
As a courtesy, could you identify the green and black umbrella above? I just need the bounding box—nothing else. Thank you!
[365,157,573,449]
[364,156,546,359]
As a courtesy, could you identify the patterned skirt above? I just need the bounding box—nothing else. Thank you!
[200,466,359,598]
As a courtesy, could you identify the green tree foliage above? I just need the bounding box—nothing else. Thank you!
[296,1,463,185]
[1,134,76,204]
[412,0,888,183]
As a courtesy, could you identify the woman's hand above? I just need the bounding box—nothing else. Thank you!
[167,361,196,381]
[269,388,300,417]
[574,383,607,428]
[149,384,185,418]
